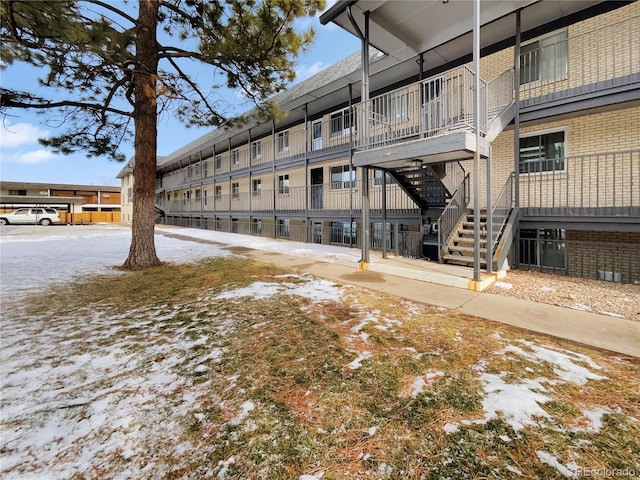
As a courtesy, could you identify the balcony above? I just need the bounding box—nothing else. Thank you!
[519,14,640,117]
[352,66,514,169]
[520,150,640,223]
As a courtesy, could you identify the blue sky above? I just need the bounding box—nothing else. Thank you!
[0,3,360,187]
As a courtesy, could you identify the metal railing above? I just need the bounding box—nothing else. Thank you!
[354,65,517,151]
[437,173,470,260]
[520,150,640,217]
[519,14,640,106]
[159,181,422,217]
[487,68,515,118]
[490,172,514,251]
[518,238,639,285]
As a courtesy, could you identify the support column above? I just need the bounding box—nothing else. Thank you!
[473,0,481,281]
[513,10,522,268]
[348,6,371,263]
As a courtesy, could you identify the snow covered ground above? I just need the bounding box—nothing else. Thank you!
[0,224,366,302]
[0,224,630,479]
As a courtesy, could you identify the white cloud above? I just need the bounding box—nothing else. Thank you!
[295,61,326,82]
[1,149,56,164]
[0,122,49,148]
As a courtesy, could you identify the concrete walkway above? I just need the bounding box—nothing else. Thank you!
[244,249,639,359]
[157,228,639,358]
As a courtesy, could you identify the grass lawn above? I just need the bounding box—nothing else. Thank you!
[2,257,639,479]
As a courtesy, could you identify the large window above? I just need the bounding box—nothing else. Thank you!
[519,229,566,270]
[214,185,222,200]
[519,130,565,174]
[215,155,222,171]
[277,130,289,153]
[330,108,355,138]
[330,165,356,190]
[8,189,27,196]
[231,182,240,199]
[520,31,568,85]
[232,149,240,166]
[331,221,357,245]
[278,174,289,194]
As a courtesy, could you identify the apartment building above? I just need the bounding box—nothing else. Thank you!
[120,0,639,284]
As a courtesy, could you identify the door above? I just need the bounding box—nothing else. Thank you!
[310,167,323,210]
[312,120,322,151]
[312,222,323,244]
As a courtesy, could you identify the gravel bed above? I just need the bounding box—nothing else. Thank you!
[484,270,640,322]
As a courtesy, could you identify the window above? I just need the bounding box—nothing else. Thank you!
[331,221,356,245]
[232,182,240,199]
[215,185,222,200]
[520,31,568,85]
[195,189,201,200]
[312,120,322,150]
[187,165,193,178]
[8,190,27,196]
[203,189,208,206]
[203,160,209,177]
[215,155,222,171]
[519,131,565,174]
[277,130,289,153]
[195,163,201,175]
[231,218,238,233]
[252,179,262,196]
[278,174,289,194]
[373,170,395,187]
[232,149,240,166]
[519,229,566,270]
[373,88,409,122]
[330,108,355,137]
[278,218,290,238]
[330,165,356,189]
[252,140,261,161]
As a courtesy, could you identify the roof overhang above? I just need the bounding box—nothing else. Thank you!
[321,1,608,69]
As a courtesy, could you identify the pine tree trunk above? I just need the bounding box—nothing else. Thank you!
[121,0,162,270]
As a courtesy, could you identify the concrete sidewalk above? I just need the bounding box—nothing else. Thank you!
[244,249,640,359]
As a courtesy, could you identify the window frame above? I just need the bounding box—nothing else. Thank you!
[252,178,262,196]
[330,165,356,190]
[330,108,355,138]
[519,30,568,85]
[519,128,567,175]
[251,140,262,161]
[277,130,290,153]
[278,174,290,195]
[231,182,240,199]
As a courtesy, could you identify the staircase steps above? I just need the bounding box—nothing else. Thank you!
[442,210,490,268]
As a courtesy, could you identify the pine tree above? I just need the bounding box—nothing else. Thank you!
[0,0,323,269]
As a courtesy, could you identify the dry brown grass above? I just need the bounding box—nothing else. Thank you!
[5,257,639,479]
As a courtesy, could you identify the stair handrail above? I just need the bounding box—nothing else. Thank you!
[490,172,515,251]
[486,68,515,127]
[437,173,470,261]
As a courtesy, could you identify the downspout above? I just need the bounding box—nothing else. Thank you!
[513,9,521,268]
[473,0,481,282]
[347,5,371,263]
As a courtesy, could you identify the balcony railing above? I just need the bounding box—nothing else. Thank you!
[353,66,515,151]
[519,14,640,106]
[159,180,421,217]
[520,150,640,217]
